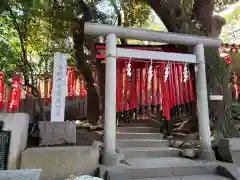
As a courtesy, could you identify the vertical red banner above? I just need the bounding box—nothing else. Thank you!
[49,78,53,104]
[165,64,171,121]
[176,64,184,105]
[72,70,76,97]
[67,68,74,100]
[116,62,121,112]
[139,68,143,107]
[7,74,21,112]
[151,68,155,106]
[159,64,166,118]
[130,66,136,109]
[144,63,148,107]
[0,72,4,110]
[14,75,21,111]
[123,63,129,111]
[79,74,87,99]
[44,78,49,105]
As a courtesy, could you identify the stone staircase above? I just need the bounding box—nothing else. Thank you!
[101,119,234,180]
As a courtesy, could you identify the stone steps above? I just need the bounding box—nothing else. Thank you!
[100,158,226,179]
[109,120,232,180]
[116,132,164,139]
[122,157,218,179]
[116,139,169,148]
[119,123,151,127]
[133,174,231,180]
[118,147,180,158]
[117,127,160,133]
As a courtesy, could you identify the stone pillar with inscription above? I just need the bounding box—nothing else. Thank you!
[38,52,76,146]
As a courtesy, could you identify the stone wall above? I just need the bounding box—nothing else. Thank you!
[21,146,100,180]
[0,113,29,169]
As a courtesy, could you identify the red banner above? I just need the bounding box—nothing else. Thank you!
[67,68,74,100]
[79,74,87,99]
[0,72,4,110]
[37,79,41,97]
[7,74,21,112]
[72,70,76,96]
[144,64,148,106]
[49,78,53,104]
[123,63,129,111]
[151,68,155,106]
[44,79,49,105]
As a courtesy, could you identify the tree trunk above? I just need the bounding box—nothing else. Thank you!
[72,18,100,125]
[146,0,240,137]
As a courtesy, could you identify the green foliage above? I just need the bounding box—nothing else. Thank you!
[122,0,151,28]
[215,0,239,12]
[223,5,240,23]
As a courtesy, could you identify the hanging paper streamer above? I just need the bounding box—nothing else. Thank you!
[127,60,131,77]
[0,72,4,110]
[164,63,170,82]
[183,64,188,83]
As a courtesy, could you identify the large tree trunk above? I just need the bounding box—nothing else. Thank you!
[147,0,240,137]
[72,8,101,125]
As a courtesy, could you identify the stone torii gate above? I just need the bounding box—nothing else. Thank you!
[84,22,221,165]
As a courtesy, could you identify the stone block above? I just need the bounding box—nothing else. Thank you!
[20,146,100,180]
[217,138,240,165]
[98,166,131,180]
[217,164,240,180]
[0,169,41,180]
[0,113,29,169]
[38,121,76,146]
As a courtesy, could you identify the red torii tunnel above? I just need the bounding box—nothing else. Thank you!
[95,43,196,129]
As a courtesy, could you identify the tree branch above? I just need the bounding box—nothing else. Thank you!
[192,0,226,37]
[146,0,190,33]
[7,4,36,89]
